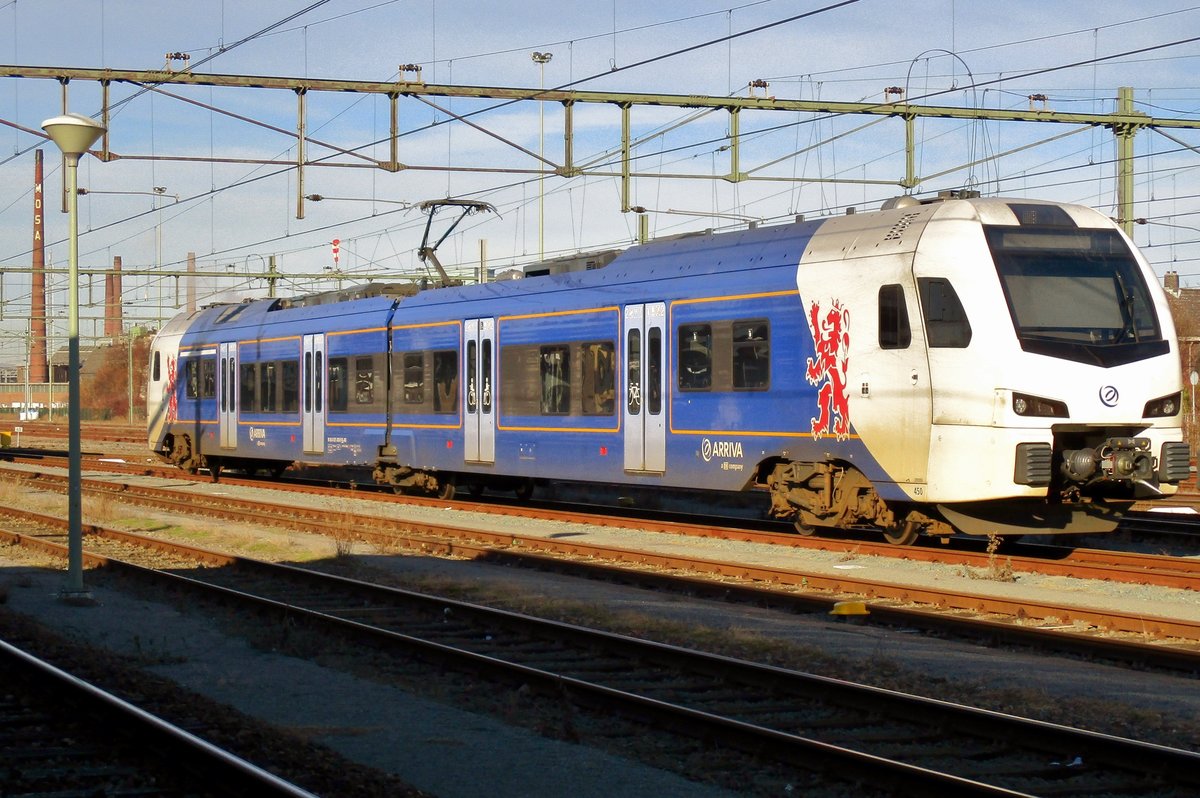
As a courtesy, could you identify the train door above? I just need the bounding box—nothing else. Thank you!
[843,264,932,485]
[623,302,666,473]
[302,333,326,455]
[464,318,496,464]
[217,342,238,449]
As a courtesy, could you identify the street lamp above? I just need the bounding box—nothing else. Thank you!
[531,51,552,260]
[42,111,106,602]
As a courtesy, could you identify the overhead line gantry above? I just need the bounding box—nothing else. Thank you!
[3,65,1200,235]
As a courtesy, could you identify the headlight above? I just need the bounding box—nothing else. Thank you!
[1012,391,1068,418]
[1143,392,1181,418]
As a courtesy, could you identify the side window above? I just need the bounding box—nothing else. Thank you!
[404,352,424,404]
[433,350,458,413]
[200,359,216,398]
[647,327,662,414]
[185,359,200,399]
[732,320,769,390]
[152,351,161,382]
[626,330,641,415]
[467,340,478,413]
[239,363,257,411]
[918,277,972,348]
[328,357,348,412]
[314,352,323,413]
[282,360,300,413]
[879,284,912,349]
[481,340,493,413]
[260,362,277,412]
[678,324,712,391]
[355,356,374,405]
[540,344,570,415]
[581,341,615,416]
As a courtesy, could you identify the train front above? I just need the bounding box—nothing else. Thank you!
[919,198,1189,535]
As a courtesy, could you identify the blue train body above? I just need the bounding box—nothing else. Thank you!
[148,195,1190,543]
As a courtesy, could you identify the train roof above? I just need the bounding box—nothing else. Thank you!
[169,195,1119,339]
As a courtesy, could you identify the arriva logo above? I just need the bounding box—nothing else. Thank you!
[702,438,744,462]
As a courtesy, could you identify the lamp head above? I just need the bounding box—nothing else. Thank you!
[41,113,106,158]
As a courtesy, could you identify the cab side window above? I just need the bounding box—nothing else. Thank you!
[879,284,912,349]
[918,278,972,348]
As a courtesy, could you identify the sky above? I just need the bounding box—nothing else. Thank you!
[0,0,1198,364]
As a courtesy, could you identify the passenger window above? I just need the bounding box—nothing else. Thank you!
[185,359,200,399]
[200,359,216,398]
[355,356,373,405]
[581,341,615,415]
[648,327,662,414]
[467,340,478,413]
[282,361,299,413]
[732,320,769,390]
[315,352,324,413]
[481,340,492,413]
[239,363,257,411]
[152,351,161,382]
[678,324,712,391]
[260,362,277,412]
[879,284,912,349]
[328,357,348,412]
[540,344,570,415]
[433,350,458,413]
[627,330,641,415]
[918,278,972,348]
[404,353,424,404]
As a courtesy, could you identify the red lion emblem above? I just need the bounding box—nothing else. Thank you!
[805,299,850,441]
[165,356,178,424]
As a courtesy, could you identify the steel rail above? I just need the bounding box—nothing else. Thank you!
[0,636,319,798]
[8,523,1200,796]
[6,499,1200,672]
[35,472,1200,640]
[5,467,1200,662]
[8,452,1199,590]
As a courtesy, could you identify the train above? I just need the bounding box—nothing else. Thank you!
[146,193,1190,545]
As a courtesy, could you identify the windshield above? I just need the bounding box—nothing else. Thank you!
[985,226,1167,367]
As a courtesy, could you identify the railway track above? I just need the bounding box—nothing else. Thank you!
[2,421,147,444]
[0,623,317,798]
[3,465,1200,674]
[5,451,1200,589]
[2,517,1198,796]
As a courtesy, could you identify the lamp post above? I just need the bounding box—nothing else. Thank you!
[531,51,552,260]
[42,112,106,602]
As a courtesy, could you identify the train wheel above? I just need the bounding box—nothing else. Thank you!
[437,480,456,500]
[882,521,919,546]
[793,520,816,536]
[514,479,535,501]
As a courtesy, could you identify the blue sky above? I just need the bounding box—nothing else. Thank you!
[1,0,1198,362]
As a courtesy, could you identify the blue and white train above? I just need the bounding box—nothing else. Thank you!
[146,194,1190,544]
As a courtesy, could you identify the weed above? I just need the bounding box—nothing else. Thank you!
[961,534,1016,582]
[836,545,860,563]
